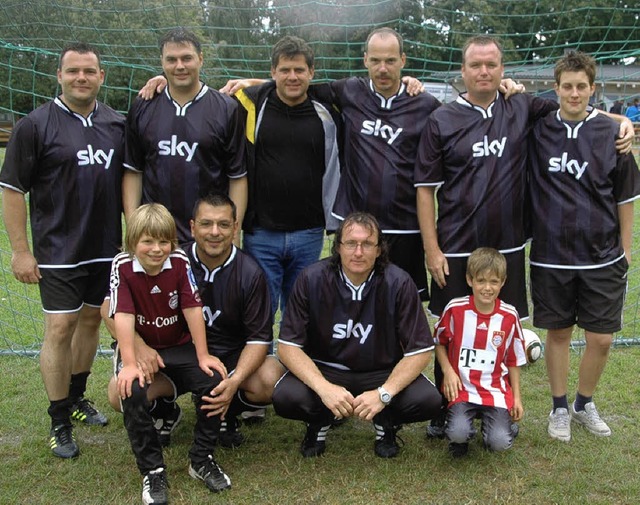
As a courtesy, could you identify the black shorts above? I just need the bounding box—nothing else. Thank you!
[530,258,628,333]
[382,233,429,301]
[428,249,528,318]
[38,262,111,312]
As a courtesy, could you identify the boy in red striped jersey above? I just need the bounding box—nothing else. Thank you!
[434,247,527,458]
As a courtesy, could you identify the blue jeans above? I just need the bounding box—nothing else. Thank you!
[243,227,324,317]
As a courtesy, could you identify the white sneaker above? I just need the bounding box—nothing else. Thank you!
[571,402,612,437]
[548,408,571,442]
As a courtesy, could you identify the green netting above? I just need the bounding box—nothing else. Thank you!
[1,0,639,117]
[1,0,640,354]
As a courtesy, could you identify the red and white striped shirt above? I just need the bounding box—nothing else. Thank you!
[435,295,526,409]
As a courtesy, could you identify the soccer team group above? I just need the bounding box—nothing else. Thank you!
[1,25,639,505]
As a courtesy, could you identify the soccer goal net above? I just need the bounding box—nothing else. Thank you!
[1,0,640,354]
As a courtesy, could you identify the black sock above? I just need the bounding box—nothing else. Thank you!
[574,392,592,412]
[552,395,569,412]
[69,371,90,403]
[48,398,72,428]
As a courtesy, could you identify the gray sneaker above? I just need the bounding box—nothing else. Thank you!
[548,408,571,442]
[571,402,611,437]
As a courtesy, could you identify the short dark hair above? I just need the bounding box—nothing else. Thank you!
[59,42,101,69]
[271,35,314,69]
[461,35,503,64]
[330,212,389,271]
[159,28,202,54]
[364,27,404,55]
[192,192,237,222]
[554,51,596,86]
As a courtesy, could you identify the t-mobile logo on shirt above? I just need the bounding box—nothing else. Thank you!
[158,135,198,162]
[77,145,115,169]
[332,319,373,344]
[360,119,403,145]
[472,135,507,158]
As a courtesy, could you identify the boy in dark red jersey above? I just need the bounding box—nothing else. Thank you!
[434,248,526,458]
[109,203,230,504]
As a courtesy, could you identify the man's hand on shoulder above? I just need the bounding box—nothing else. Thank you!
[138,75,167,100]
[616,117,634,154]
[219,78,267,95]
[500,78,525,99]
[402,76,424,96]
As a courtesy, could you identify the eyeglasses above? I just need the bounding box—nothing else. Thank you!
[339,240,379,251]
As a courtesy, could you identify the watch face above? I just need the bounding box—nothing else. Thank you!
[381,393,391,403]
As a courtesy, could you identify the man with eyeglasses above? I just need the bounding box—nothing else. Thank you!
[272,212,442,459]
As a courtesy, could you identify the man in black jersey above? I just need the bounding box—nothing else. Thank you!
[123,28,247,245]
[0,43,124,458]
[272,212,442,458]
[529,52,640,442]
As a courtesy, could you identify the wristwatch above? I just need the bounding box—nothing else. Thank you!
[377,386,393,405]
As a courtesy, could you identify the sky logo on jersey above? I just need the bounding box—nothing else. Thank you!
[202,307,222,327]
[332,319,373,344]
[472,136,507,158]
[77,145,115,169]
[158,135,198,162]
[548,152,588,180]
[360,119,403,145]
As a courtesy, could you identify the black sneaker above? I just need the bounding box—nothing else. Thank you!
[189,455,231,493]
[71,397,108,426]
[426,414,446,439]
[511,422,520,440]
[49,424,79,459]
[300,423,331,458]
[374,424,404,458]
[153,403,183,447]
[142,468,168,505]
[449,442,469,458]
[218,417,245,449]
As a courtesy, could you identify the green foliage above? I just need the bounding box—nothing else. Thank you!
[1,1,639,113]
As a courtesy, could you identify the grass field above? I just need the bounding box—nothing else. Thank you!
[2,150,640,504]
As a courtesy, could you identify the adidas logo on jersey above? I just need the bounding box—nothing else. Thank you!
[477,322,488,330]
[548,152,588,180]
[360,119,403,145]
[158,135,198,162]
[77,145,115,169]
[332,319,373,344]
[472,136,506,158]
[150,285,162,294]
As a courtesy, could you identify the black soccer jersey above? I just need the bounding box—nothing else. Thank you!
[279,258,434,372]
[125,85,247,243]
[0,98,124,267]
[314,78,440,233]
[529,109,640,268]
[414,92,556,255]
[185,243,272,359]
